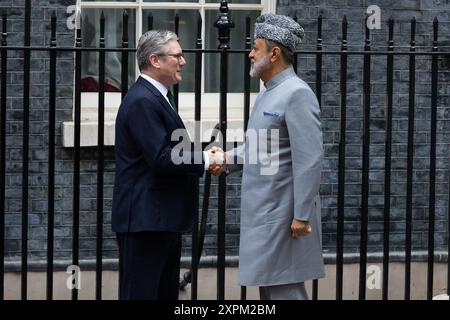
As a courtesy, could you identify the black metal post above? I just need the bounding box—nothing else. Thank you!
[427,16,438,301]
[214,0,233,300]
[405,17,416,301]
[46,12,57,301]
[95,12,106,301]
[382,16,394,301]
[0,13,7,301]
[359,16,371,301]
[21,0,31,300]
[336,15,347,301]
[121,10,129,98]
[191,12,202,300]
[240,15,252,301]
[311,15,323,300]
[174,14,180,111]
[147,13,153,31]
[117,11,128,299]
[243,15,251,133]
[72,25,82,301]
[240,15,251,300]
[316,15,322,111]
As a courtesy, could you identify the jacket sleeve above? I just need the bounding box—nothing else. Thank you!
[127,97,205,176]
[285,88,323,221]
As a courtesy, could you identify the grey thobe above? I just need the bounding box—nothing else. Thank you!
[228,67,325,286]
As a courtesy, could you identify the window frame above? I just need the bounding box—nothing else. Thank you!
[63,0,274,147]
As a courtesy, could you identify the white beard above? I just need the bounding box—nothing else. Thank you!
[249,55,270,78]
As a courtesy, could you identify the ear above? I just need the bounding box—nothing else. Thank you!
[270,47,281,63]
[149,54,160,69]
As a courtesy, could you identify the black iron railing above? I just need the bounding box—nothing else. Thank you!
[0,0,449,301]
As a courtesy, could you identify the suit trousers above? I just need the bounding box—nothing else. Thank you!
[259,282,309,300]
[117,231,181,300]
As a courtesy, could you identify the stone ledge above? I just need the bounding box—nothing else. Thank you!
[4,251,448,272]
[62,120,116,147]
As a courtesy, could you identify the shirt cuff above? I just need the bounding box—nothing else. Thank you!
[203,151,209,171]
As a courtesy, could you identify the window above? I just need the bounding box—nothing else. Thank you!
[63,0,274,147]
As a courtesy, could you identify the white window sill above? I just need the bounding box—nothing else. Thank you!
[62,92,258,147]
[61,117,248,147]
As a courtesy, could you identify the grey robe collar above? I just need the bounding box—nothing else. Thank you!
[264,66,296,91]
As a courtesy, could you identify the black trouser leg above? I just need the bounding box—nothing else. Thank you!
[117,231,181,300]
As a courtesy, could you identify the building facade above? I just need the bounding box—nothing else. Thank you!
[1,0,449,267]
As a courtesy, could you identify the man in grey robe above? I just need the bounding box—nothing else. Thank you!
[223,13,326,300]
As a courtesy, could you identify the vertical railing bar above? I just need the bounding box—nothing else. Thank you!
[173,14,180,111]
[336,15,347,301]
[46,12,57,301]
[293,52,298,73]
[243,15,251,133]
[359,16,371,301]
[0,13,8,301]
[405,17,416,301]
[241,16,252,300]
[118,10,128,299]
[382,16,394,301]
[121,10,129,98]
[316,14,322,111]
[240,15,251,301]
[312,14,323,301]
[217,46,227,300]
[95,12,106,301]
[72,25,82,301]
[217,49,227,301]
[21,0,31,301]
[191,12,202,301]
[427,16,438,301]
[215,1,233,300]
[147,13,153,31]
[293,16,298,72]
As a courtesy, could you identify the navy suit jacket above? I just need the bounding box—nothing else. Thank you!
[112,76,204,233]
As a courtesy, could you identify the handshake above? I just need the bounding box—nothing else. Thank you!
[206,146,228,176]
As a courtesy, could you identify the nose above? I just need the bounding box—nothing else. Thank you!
[180,55,187,66]
[248,49,255,60]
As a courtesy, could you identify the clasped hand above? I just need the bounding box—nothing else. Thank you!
[207,146,228,176]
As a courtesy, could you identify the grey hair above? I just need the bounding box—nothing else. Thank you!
[137,30,178,72]
[265,39,294,65]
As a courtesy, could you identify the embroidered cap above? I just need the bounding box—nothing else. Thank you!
[254,13,304,52]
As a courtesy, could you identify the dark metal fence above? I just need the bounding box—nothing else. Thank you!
[0,0,449,300]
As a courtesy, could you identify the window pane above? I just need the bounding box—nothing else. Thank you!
[205,10,259,93]
[81,9,136,92]
[143,10,198,92]
[205,0,261,3]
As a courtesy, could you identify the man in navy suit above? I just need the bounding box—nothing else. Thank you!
[112,30,225,300]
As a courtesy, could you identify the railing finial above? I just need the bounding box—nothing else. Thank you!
[214,0,234,49]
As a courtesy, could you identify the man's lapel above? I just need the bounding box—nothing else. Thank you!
[136,77,185,128]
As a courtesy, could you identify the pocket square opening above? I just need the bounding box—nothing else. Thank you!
[263,111,280,117]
